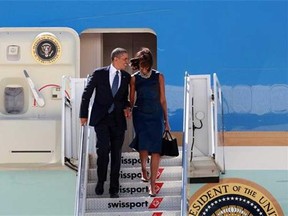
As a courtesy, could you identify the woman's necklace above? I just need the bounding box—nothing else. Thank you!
[139,70,152,79]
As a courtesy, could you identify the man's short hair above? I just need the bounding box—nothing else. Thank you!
[111,48,127,61]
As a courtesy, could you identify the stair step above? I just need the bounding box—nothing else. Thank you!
[88,153,182,169]
[88,166,182,182]
[188,156,220,183]
[85,195,181,212]
[83,149,183,215]
[86,181,182,197]
[85,210,181,216]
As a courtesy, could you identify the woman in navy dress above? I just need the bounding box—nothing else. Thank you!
[129,48,170,196]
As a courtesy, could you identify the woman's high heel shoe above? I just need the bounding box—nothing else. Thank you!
[149,188,156,197]
[141,171,150,182]
[141,176,149,182]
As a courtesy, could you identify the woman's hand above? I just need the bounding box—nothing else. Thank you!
[164,120,171,131]
[124,107,132,119]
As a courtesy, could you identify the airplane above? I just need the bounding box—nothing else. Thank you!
[0,1,287,215]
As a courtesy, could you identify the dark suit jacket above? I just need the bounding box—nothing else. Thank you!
[79,66,131,130]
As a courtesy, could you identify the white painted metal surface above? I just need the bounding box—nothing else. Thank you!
[184,73,221,183]
[0,27,79,164]
[185,75,213,160]
[213,73,225,173]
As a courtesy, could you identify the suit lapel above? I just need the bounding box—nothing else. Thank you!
[104,66,114,97]
[119,71,127,89]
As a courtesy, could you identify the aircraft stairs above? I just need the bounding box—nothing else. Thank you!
[64,75,223,216]
[73,122,184,215]
[84,151,183,215]
[73,126,221,216]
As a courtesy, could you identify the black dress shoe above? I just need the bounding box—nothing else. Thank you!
[110,193,119,198]
[95,182,104,195]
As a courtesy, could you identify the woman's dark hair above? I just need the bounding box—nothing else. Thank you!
[130,47,153,71]
[129,57,140,70]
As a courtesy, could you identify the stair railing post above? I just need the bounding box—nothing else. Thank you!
[181,72,190,215]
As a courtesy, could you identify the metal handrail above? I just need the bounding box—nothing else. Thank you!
[74,125,89,216]
[70,76,91,216]
[61,75,70,165]
[181,72,189,216]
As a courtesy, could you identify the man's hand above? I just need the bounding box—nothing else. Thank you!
[80,118,88,126]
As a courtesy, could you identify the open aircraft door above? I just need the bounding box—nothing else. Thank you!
[0,27,80,166]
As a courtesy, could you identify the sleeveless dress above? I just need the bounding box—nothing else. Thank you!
[130,69,164,154]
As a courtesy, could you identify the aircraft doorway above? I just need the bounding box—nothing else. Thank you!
[80,29,157,152]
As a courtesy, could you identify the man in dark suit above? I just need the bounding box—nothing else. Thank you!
[79,48,131,198]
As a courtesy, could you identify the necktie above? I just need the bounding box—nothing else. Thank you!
[111,71,119,96]
[108,71,119,113]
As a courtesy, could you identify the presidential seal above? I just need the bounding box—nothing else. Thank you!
[188,178,284,216]
[32,32,61,64]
